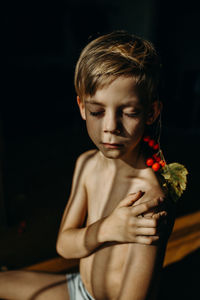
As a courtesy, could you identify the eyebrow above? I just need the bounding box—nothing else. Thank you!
[85,100,105,106]
[85,99,141,109]
[120,101,141,108]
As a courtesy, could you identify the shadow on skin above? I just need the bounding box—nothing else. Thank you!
[85,169,131,299]
[28,278,68,300]
[84,169,173,299]
[59,151,97,230]
[0,271,69,300]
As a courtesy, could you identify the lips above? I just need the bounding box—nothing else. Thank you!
[102,143,124,149]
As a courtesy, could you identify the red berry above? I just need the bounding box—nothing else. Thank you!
[153,154,161,162]
[152,162,161,171]
[143,136,151,142]
[160,160,166,167]
[148,139,155,147]
[146,158,154,166]
[153,143,159,150]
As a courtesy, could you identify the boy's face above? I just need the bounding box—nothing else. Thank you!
[78,77,158,162]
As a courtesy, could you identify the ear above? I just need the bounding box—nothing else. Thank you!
[77,96,86,120]
[146,101,162,125]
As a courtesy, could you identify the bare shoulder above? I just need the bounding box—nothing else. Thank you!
[68,149,99,192]
[76,149,98,164]
[137,167,175,235]
[57,149,99,232]
[74,149,99,173]
[137,168,165,202]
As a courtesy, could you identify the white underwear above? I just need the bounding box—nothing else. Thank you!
[66,273,95,300]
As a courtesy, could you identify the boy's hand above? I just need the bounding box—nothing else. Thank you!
[104,191,166,245]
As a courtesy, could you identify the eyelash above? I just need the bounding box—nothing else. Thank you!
[124,113,139,118]
[89,111,103,116]
[89,111,139,118]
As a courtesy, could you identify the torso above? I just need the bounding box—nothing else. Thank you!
[79,150,164,300]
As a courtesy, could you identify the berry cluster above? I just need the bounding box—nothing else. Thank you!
[143,136,166,171]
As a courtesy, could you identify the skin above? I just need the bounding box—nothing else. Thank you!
[0,77,173,300]
[57,77,171,299]
[79,76,156,164]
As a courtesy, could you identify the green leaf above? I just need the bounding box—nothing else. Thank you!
[160,163,188,202]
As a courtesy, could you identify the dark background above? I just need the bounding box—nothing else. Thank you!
[1,0,200,299]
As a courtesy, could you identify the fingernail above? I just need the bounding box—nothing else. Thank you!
[161,211,167,217]
[159,197,164,202]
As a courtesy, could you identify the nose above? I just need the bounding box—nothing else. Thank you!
[103,111,120,134]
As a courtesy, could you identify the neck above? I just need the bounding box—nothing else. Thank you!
[99,144,147,172]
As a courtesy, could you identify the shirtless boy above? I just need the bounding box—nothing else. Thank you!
[0,31,173,300]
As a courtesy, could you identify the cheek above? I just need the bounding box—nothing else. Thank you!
[124,118,145,137]
[86,117,102,141]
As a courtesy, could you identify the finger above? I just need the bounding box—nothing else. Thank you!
[118,191,144,208]
[136,217,157,228]
[153,210,167,220]
[135,235,159,245]
[136,227,157,236]
[132,197,164,216]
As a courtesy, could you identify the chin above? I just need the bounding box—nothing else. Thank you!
[101,149,125,159]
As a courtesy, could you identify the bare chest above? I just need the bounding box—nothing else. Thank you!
[80,162,163,299]
[85,168,146,224]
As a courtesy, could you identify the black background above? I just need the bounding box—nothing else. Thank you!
[1,1,200,299]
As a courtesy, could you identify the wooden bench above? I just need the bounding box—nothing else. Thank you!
[24,211,200,273]
[163,210,200,267]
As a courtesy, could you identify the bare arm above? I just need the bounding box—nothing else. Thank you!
[57,151,167,259]
[56,150,105,258]
[56,150,116,258]
[117,200,175,300]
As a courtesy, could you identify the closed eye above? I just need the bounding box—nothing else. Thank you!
[89,111,104,117]
[124,112,140,118]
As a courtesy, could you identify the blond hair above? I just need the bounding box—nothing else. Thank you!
[74,31,161,104]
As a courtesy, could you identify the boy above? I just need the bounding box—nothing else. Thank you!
[0,31,173,300]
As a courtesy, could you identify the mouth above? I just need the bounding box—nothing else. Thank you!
[102,143,124,149]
